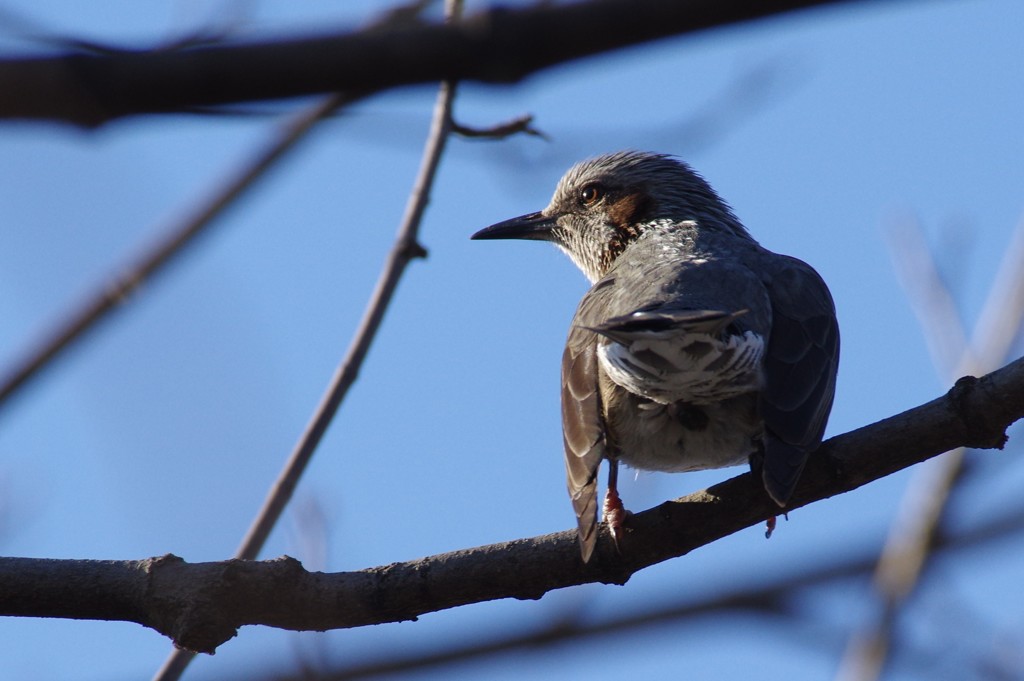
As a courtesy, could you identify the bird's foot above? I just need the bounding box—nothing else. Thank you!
[603,488,630,553]
[764,512,789,539]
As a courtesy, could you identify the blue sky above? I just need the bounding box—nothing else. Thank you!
[1,1,1023,679]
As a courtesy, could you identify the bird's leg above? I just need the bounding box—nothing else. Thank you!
[749,445,780,539]
[764,512,789,539]
[603,459,629,552]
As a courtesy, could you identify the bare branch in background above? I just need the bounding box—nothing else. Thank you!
[0,0,470,412]
[0,93,350,413]
[0,0,873,126]
[885,217,974,375]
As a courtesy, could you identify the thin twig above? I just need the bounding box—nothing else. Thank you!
[838,215,1024,681]
[153,1,463,679]
[0,92,350,413]
[451,113,548,140]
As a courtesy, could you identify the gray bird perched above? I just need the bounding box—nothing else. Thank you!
[472,151,839,562]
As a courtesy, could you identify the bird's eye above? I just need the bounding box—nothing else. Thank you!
[580,183,604,206]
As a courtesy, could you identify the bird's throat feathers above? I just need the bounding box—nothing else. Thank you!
[561,217,695,283]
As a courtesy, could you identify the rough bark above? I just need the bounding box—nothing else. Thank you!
[0,0,866,126]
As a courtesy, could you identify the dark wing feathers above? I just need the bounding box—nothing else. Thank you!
[561,326,606,562]
[759,256,840,505]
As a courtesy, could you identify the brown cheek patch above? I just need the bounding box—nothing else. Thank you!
[606,190,651,233]
[601,189,652,270]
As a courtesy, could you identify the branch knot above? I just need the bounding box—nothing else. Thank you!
[949,374,1009,450]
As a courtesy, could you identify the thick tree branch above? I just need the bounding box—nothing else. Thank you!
[250,501,1024,681]
[0,0,870,127]
[1,355,1021,654]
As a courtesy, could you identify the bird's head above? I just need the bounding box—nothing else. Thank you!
[472,151,745,282]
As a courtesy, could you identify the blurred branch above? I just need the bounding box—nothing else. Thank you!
[884,215,973,373]
[1,354,1022,654]
[0,93,348,413]
[839,216,1024,681]
[0,0,877,127]
[153,1,464,679]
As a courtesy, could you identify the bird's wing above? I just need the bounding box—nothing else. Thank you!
[562,292,610,563]
[759,255,840,505]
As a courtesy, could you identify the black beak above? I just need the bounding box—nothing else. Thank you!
[471,211,557,242]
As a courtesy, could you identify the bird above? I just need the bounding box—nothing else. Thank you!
[471,151,839,562]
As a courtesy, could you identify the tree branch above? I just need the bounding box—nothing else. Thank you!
[2,355,1021,654]
[451,113,548,140]
[0,0,870,127]
[249,500,1024,681]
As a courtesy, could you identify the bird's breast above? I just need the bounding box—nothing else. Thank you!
[602,389,761,473]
